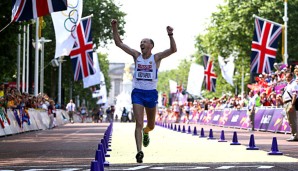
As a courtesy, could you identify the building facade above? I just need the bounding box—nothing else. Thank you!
[107,63,134,106]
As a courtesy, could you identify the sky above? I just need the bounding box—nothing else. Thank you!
[100,0,225,71]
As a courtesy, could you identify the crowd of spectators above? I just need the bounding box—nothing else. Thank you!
[0,84,106,124]
[0,84,56,111]
[157,63,297,123]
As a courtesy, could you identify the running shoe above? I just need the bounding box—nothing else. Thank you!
[135,151,144,163]
[143,128,150,147]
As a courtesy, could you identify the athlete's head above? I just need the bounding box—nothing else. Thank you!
[140,38,154,54]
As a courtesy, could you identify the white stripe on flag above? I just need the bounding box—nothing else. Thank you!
[47,0,54,13]
[32,0,38,19]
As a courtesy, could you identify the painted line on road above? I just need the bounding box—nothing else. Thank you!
[123,165,151,170]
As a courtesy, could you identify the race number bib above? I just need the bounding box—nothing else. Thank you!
[136,71,153,81]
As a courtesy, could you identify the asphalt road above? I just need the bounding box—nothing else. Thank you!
[0,122,298,171]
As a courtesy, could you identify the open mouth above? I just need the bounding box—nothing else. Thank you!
[140,45,145,51]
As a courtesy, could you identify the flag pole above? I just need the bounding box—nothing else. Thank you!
[34,18,39,96]
[58,56,63,105]
[26,24,30,93]
[81,14,94,20]
[22,25,26,93]
[17,26,21,92]
[252,14,283,27]
[283,0,288,65]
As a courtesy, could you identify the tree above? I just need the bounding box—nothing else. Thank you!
[157,59,191,100]
[0,2,22,83]
[193,0,298,97]
[0,1,126,107]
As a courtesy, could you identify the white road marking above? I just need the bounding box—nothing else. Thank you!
[151,166,209,170]
[257,166,275,169]
[123,165,151,170]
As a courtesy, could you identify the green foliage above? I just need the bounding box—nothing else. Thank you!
[193,0,298,98]
[98,52,111,92]
[82,0,126,46]
[0,1,125,107]
[159,0,298,100]
[0,2,21,83]
[157,59,191,95]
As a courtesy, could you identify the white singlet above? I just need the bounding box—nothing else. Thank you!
[133,54,158,90]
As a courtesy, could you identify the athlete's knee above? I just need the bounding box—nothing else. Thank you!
[147,124,155,131]
[135,120,143,129]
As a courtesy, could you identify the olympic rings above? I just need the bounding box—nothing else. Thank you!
[71,29,77,39]
[63,9,79,32]
[61,0,79,16]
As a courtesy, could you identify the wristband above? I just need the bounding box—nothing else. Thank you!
[168,33,173,36]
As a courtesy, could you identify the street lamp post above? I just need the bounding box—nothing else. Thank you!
[58,56,66,105]
[39,37,52,95]
[34,18,39,96]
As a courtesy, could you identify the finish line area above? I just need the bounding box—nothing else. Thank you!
[106,122,298,170]
[0,122,298,171]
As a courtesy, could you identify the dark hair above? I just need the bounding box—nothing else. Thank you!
[150,39,154,47]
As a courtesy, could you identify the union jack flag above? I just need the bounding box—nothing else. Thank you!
[12,0,67,22]
[203,55,217,92]
[250,17,282,74]
[70,17,95,81]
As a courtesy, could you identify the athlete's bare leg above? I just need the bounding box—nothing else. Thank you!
[133,104,145,152]
[144,107,157,133]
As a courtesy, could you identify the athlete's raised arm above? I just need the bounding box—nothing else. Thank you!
[155,26,177,62]
[111,19,140,60]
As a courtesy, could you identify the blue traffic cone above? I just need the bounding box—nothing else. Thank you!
[95,150,104,171]
[170,123,173,130]
[230,131,241,145]
[246,134,259,150]
[103,136,112,151]
[268,137,283,155]
[218,130,227,142]
[99,144,110,166]
[90,160,100,171]
[192,126,198,136]
[178,125,181,132]
[207,129,216,140]
[199,128,206,138]
[187,126,192,134]
[181,125,186,133]
[101,139,110,157]
[174,124,177,131]
[168,123,170,129]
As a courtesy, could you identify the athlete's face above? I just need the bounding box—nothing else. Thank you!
[140,38,153,54]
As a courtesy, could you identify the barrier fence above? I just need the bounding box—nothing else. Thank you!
[161,107,290,134]
[0,109,70,137]
[1,107,291,137]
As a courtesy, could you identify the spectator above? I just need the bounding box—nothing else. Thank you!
[66,99,76,123]
[0,84,4,98]
[247,91,256,131]
[48,100,56,129]
[79,103,87,123]
[106,106,112,122]
[260,92,271,106]
[98,107,104,123]
[282,72,298,141]
[91,107,99,123]
[111,105,115,121]
[254,91,261,107]
[276,94,283,108]
[6,94,17,109]
[294,68,298,80]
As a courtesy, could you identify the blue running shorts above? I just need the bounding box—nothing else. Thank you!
[131,88,158,108]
